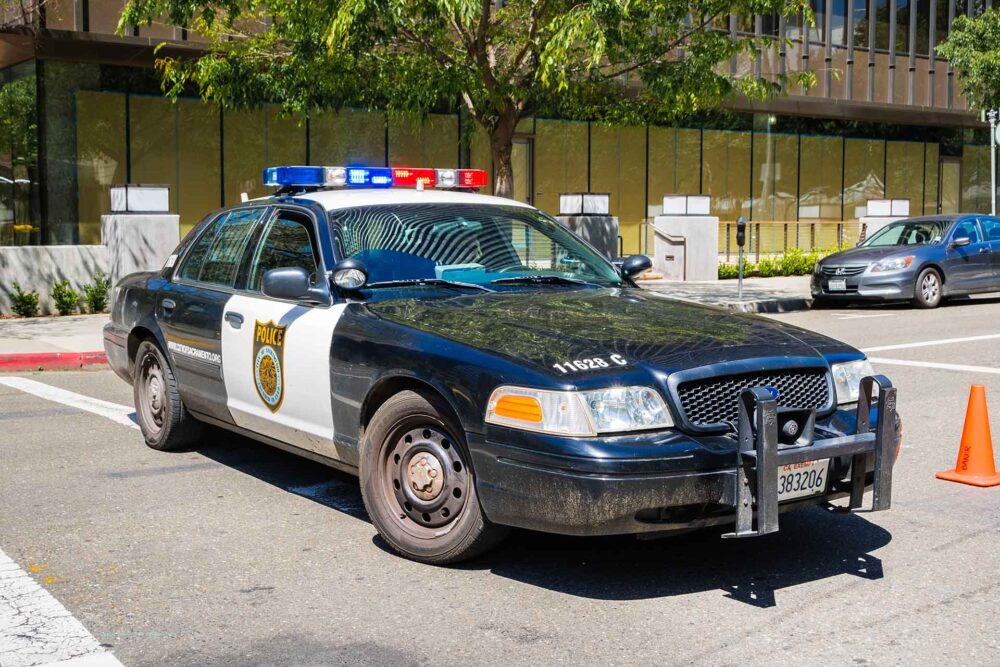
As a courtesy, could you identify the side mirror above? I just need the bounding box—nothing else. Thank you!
[951,235,971,248]
[620,254,652,279]
[331,258,368,290]
[262,267,329,303]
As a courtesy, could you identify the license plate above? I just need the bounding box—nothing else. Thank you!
[828,279,847,291]
[777,459,830,501]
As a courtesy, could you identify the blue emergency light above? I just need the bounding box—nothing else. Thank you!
[262,165,489,190]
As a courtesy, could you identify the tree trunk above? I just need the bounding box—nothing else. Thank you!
[489,109,519,200]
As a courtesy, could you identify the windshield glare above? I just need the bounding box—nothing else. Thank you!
[330,203,623,288]
[862,220,946,247]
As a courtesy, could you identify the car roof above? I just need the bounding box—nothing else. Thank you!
[896,214,989,224]
[287,187,537,212]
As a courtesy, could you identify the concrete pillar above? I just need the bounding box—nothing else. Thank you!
[652,215,720,281]
[101,213,180,286]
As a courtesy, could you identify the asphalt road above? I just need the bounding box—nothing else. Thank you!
[2,297,999,666]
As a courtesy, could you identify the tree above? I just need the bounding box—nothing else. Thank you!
[119,0,813,198]
[937,8,1000,111]
[0,0,49,31]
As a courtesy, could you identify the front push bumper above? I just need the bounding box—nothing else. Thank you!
[471,376,897,538]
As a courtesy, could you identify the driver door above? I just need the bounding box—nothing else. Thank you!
[944,218,992,292]
[221,207,347,459]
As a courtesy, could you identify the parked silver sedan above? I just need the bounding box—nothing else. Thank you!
[812,214,1000,308]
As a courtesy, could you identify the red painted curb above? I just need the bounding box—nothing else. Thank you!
[0,351,107,372]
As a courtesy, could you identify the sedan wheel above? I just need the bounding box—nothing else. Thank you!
[360,390,507,564]
[132,340,202,451]
[914,268,943,309]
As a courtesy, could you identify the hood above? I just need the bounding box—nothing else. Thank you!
[365,288,856,376]
[820,244,915,265]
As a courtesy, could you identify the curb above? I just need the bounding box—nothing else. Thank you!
[0,351,107,372]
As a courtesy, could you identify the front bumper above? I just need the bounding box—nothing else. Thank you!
[471,377,898,537]
[811,269,917,301]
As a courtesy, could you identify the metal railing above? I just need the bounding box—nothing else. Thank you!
[640,219,862,263]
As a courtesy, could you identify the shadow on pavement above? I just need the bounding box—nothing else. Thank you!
[469,507,890,606]
[196,428,891,608]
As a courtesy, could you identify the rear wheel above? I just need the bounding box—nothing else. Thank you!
[359,390,507,564]
[913,267,943,308]
[133,340,202,451]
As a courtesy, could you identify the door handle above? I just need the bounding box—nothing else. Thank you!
[161,298,176,313]
[979,247,991,254]
[225,311,244,329]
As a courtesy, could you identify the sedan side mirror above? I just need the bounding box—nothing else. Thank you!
[951,235,971,248]
[262,267,330,304]
[331,258,368,290]
[620,254,652,279]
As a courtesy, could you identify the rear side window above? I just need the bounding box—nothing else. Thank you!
[248,213,319,291]
[177,208,266,287]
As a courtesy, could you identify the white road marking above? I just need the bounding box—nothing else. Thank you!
[0,378,138,431]
[862,332,1000,353]
[0,549,124,667]
[835,313,895,320]
[868,357,1000,375]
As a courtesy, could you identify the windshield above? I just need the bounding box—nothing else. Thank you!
[862,220,946,247]
[330,203,623,288]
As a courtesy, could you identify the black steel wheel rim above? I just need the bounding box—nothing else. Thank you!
[138,352,166,436]
[377,422,469,539]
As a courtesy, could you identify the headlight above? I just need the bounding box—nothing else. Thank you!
[485,385,673,436]
[831,359,875,404]
[870,256,914,273]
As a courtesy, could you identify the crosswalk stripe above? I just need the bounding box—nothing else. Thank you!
[0,548,124,667]
[0,378,138,431]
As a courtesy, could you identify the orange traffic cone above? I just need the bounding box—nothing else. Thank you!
[936,385,1000,487]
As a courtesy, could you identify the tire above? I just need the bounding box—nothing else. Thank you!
[132,339,202,451]
[913,267,943,308]
[359,390,508,564]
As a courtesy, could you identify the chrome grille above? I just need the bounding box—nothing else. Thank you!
[821,264,866,276]
[676,369,832,429]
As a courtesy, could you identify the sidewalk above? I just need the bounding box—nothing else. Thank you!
[640,275,812,313]
[0,315,108,371]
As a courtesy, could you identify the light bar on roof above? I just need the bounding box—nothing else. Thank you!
[262,165,488,190]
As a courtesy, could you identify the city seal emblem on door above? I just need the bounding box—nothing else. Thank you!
[253,320,287,412]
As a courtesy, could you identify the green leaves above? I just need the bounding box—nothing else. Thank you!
[938,9,1000,111]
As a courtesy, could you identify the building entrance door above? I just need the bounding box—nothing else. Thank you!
[939,158,961,214]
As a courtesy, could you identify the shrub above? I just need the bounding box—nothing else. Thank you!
[9,282,40,318]
[51,279,79,316]
[83,272,112,313]
[718,263,739,279]
[757,256,780,278]
[778,247,816,276]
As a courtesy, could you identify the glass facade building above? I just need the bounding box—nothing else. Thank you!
[0,0,997,256]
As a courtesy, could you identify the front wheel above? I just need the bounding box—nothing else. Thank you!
[133,340,202,451]
[913,267,943,308]
[359,390,507,564]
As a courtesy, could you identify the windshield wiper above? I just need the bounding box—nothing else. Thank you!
[365,278,494,293]
[490,275,592,287]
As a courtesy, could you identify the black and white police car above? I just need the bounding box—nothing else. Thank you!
[104,165,900,564]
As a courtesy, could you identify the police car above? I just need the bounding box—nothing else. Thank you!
[104,164,899,564]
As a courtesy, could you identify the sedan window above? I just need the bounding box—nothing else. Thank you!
[249,213,320,291]
[863,220,946,247]
[177,208,265,287]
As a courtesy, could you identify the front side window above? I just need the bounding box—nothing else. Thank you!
[249,213,319,291]
[863,220,946,247]
[952,219,982,244]
[330,203,623,288]
[178,208,265,287]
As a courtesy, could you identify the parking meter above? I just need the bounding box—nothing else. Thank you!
[736,216,747,300]
[736,216,747,248]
